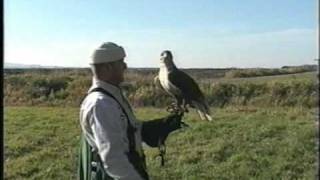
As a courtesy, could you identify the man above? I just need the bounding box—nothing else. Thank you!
[78,42,185,180]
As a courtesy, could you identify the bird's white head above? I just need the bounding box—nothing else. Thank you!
[160,50,176,71]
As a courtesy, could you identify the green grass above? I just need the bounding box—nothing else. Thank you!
[4,107,81,179]
[4,106,318,179]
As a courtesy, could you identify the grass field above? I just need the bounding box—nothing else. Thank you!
[4,106,318,179]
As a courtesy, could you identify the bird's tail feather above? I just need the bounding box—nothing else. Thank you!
[192,101,212,121]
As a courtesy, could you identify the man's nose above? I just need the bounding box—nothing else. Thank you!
[123,62,127,69]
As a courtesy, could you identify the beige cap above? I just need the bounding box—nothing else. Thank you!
[91,42,126,64]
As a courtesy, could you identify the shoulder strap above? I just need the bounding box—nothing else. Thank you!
[86,87,149,180]
[89,87,137,151]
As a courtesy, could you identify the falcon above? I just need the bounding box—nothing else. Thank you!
[154,50,212,121]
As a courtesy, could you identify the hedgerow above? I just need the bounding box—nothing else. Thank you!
[4,68,317,108]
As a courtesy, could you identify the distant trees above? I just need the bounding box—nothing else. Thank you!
[224,66,317,78]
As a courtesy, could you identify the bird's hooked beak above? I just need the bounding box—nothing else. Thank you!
[160,50,173,65]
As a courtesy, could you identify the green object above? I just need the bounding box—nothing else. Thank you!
[78,134,113,180]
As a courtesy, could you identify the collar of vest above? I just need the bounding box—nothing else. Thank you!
[89,77,122,98]
[88,77,138,127]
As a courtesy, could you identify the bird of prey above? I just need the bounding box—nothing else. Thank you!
[154,50,212,121]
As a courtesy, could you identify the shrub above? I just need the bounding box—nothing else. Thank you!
[3,68,317,108]
[225,66,316,78]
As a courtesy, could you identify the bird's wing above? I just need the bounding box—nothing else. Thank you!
[168,70,212,121]
[168,70,205,101]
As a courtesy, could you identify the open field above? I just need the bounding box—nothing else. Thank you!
[4,106,318,179]
[4,67,318,179]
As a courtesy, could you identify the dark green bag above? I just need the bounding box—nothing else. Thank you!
[78,134,113,180]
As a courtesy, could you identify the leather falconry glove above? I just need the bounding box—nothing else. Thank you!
[141,112,187,147]
[141,112,188,166]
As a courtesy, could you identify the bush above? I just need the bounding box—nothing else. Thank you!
[3,68,317,108]
[225,66,316,78]
[65,77,92,106]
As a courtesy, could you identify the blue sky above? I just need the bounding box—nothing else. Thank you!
[4,0,318,68]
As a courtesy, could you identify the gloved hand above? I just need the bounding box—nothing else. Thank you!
[141,112,187,148]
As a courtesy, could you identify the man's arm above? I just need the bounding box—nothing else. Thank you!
[90,97,144,180]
